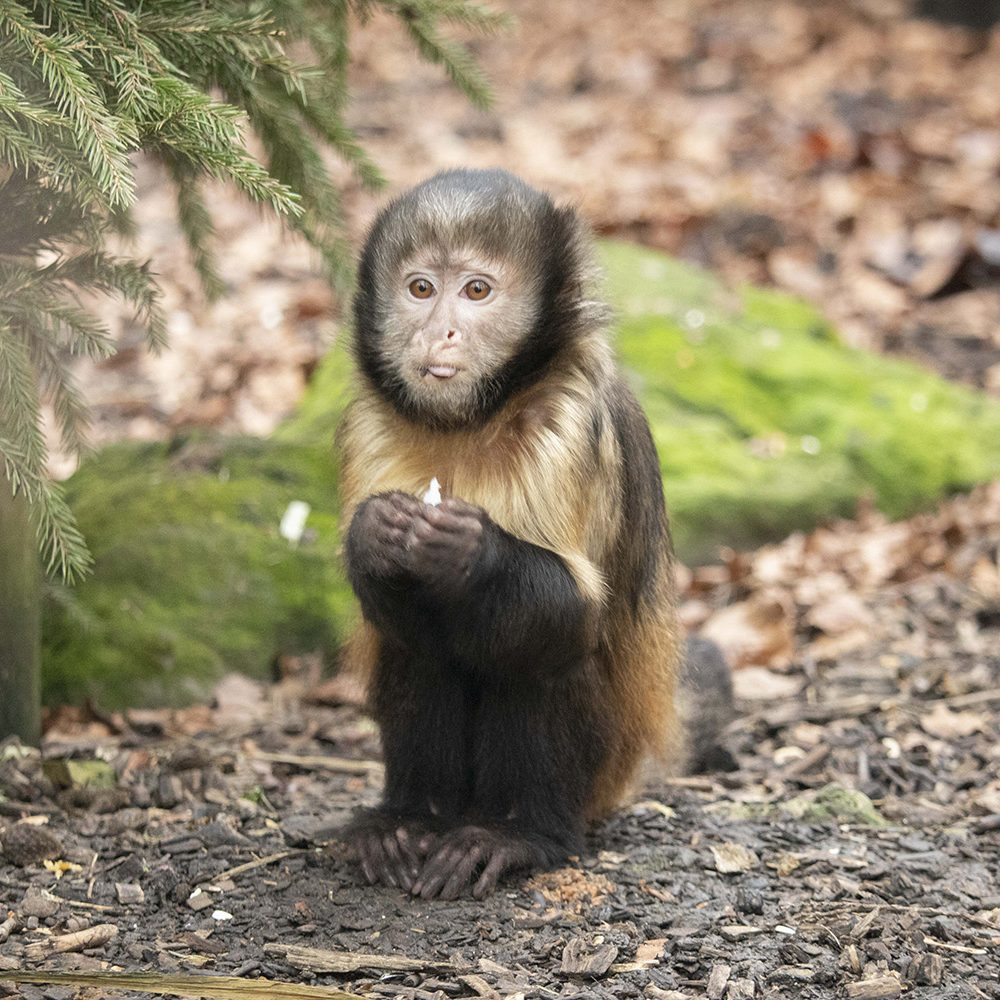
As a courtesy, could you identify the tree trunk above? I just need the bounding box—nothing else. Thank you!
[0,477,41,744]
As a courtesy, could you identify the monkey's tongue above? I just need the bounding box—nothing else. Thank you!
[427,365,457,378]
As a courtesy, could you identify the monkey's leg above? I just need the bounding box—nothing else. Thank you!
[345,646,473,891]
[412,671,609,900]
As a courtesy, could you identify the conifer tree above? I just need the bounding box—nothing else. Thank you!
[0,0,506,582]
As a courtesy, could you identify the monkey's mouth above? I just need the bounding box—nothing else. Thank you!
[421,364,459,380]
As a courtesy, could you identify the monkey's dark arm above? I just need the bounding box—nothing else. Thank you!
[445,518,596,681]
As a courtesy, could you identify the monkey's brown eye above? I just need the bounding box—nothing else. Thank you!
[408,278,434,299]
[464,279,492,301]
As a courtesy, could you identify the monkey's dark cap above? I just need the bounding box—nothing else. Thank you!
[365,168,556,267]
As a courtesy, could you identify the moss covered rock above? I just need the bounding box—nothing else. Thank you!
[42,437,356,708]
[600,242,1000,559]
[45,241,1000,705]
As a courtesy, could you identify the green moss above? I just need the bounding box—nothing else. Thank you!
[600,241,1000,561]
[276,335,354,445]
[45,240,1000,705]
[42,437,356,708]
[782,783,887,827]
[703,783,886,827]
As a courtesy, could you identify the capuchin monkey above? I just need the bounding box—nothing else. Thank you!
[337,168,732,901]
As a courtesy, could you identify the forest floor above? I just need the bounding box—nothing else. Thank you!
[6,0,1000,997]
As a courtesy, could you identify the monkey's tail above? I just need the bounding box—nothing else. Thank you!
[677,636,738,774]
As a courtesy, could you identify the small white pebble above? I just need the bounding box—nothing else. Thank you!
[684,308,706,329]
[774,925,796,935]
[279,500,311,544]
[260,303,283,330]
[423,477,442,506]
[212,910,233,921]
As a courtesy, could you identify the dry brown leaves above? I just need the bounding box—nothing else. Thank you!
[523,867,616,912]
[685,481,1000,670]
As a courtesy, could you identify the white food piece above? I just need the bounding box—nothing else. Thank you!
[279,500,311,544]
[423,477,442,506]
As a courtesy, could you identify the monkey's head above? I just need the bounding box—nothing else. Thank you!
[354,169,605,430]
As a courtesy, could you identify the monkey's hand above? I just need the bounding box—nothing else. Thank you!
[348,492,488,594]
[343,809,440,893]
[346,491,424,580]
[402,497,488,598]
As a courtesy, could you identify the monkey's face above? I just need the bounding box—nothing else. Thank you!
[380,246,539,427]
[355,169,605,429]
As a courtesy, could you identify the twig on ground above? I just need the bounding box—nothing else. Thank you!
[3,970,363,999]
[264,942,462,974]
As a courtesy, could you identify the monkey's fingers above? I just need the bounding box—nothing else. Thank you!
[417,831,438,855]
[412,843,465,899]
[355,833,381,886]
[473,845,523,899]
[419,504,483,536]
[395,826,430,873]
[382,490,423,512]
[437,497,484,520]
[381,832,414,891]
[374,504,418,533]
[438,844,484,901]
[372,523,407,548]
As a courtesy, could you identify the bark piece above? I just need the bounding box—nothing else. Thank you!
[0,823,62,866]
[559,938,619,976]
[707,963,731,999]
[846,975,902,999]
[711,843,760,874]
[116,883,145,905]
[23,923,118,960]
[264,943,459,974]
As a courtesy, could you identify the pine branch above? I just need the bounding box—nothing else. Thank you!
[391,0,512,33]
[0,321,46,473]
[164,155,225,300]
[395,10,494,108]
[0,0,136,207]
[24,329,92,457]
[0,0,504,580]
[148,76,302,217]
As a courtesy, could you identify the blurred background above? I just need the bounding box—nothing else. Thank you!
[64,0,1000,459]
[5,0,1000,712]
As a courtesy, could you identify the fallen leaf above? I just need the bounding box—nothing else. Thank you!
[700,590,795,668]
[732,667,803,702]
[710,842,760,874]
[806,592,875,635]
[920,703,986,739]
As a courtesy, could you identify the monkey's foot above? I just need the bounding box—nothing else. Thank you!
[343,810,439,892]
[410,825,555,901]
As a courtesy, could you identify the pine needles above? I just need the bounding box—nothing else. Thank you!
[0,0,504,580]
